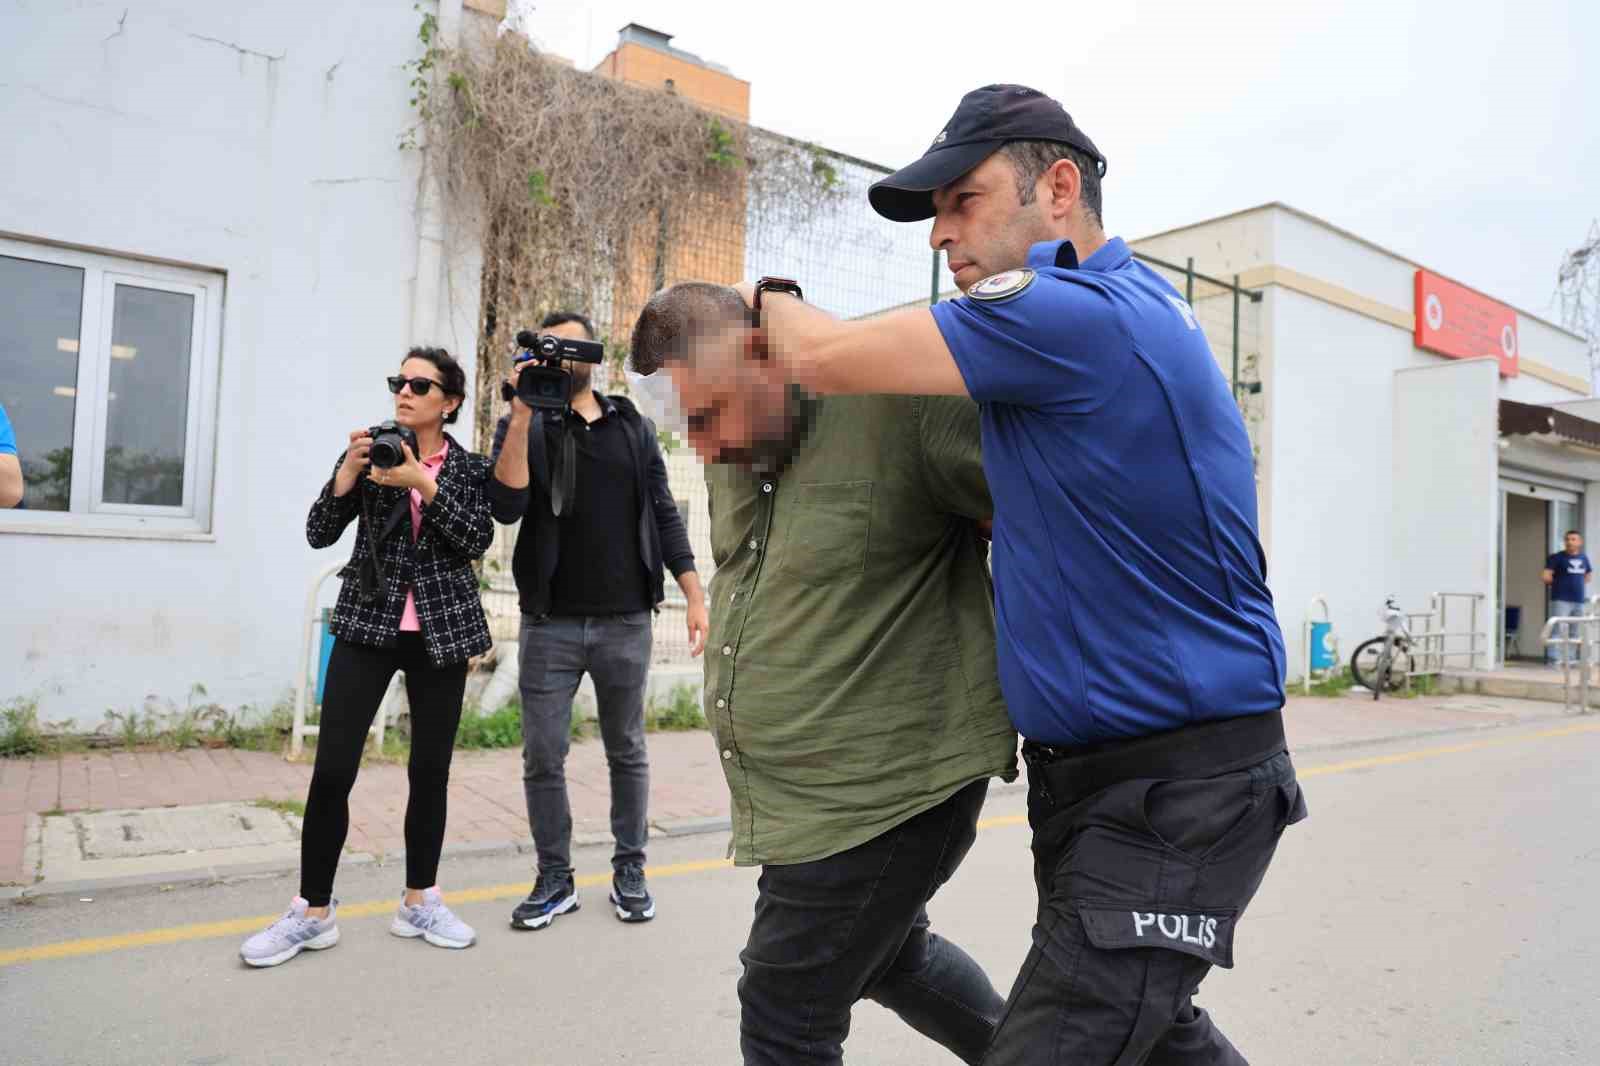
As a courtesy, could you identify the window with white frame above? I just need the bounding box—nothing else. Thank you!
[0,238,223,536]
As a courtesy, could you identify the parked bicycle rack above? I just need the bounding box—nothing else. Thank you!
[1540,611,1599,714]
[291,558,396,759]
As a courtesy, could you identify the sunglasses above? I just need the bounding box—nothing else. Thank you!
[387,375,446,396]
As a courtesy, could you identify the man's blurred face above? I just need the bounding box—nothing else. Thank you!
[665,326,799,469]
[1567,532,1584,553]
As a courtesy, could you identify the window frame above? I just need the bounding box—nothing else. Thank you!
[0,237,224,539]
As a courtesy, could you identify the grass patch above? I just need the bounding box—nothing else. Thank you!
[0,698,45,757]
[1296,668,1357,698]
[645,683,707,732]
[254,796,306,818]
[455,701,523,749]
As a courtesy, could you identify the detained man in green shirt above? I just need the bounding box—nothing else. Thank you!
[630,282,1017,1066]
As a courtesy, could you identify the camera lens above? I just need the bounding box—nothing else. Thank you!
[537,335,560,357]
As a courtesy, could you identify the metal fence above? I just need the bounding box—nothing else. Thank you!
[478,136,1266,669]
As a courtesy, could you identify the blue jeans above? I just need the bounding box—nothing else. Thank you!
[1549,600,1586,664]
[518,612,653,879]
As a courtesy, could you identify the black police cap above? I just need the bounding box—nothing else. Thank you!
[868,84,1106,223]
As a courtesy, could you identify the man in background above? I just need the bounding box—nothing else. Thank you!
[1543,529,1592,664]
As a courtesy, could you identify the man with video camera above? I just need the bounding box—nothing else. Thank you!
[487,311,706,932]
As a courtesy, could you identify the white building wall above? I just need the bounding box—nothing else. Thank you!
[0,1,485,728]
[1390,359,1500,668]
[1262,290,1409,680]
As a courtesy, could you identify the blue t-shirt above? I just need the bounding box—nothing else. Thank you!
[931,238,1285,745]
[0,403,16,457]
[1547,551,1592,604]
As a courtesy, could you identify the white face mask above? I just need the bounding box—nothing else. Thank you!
[625,368,690,437]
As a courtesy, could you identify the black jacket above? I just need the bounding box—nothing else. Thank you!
[307,432,495,667]
[487,394,695,618]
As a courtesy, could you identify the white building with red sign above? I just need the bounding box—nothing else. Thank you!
[1132,203,1592,682]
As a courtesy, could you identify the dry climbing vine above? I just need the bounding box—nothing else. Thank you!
[410,24,845,444]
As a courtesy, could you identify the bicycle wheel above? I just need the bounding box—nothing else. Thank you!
[1351,637,1412,694]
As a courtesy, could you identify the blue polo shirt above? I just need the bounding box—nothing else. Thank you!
[1546,551,1591,604]
[930,238,1285,745]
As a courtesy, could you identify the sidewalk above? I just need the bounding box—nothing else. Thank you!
[0,690,1572,896]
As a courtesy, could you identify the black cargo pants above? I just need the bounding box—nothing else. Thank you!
[984,711,1308,1066]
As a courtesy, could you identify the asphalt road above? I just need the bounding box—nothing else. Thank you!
[3,718,1597,1065]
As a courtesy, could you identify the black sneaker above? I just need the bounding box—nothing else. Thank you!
[609,862,656,923]
[510,872,578,931]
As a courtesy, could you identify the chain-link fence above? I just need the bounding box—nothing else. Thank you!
[477,134,1265,669]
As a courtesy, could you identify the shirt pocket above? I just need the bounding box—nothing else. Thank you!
[779,480,873,585]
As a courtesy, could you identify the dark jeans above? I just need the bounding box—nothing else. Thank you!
[300,634,467,907]
[739,779,1002,1066]
[518,611,652,879]
[984,724,1308,1066]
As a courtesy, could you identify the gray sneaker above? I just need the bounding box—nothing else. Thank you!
[240,897,340,968]
[390,887,476,949]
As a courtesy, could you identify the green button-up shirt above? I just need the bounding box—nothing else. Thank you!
[704,393,1018,866]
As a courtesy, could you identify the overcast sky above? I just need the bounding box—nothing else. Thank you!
[512,0,1596,326]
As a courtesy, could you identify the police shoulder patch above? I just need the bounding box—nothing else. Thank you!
[968,268,1036,302]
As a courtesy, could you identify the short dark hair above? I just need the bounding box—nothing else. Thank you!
[540,310,596,339]
[401,346,467,424]
[630,283,748,376]
[999,140,1103,227]
[1566,529,1583,538]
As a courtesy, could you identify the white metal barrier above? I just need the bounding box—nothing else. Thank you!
[290,558,394,759]
[1404,591,1488,677]
[1540,611,1599,714]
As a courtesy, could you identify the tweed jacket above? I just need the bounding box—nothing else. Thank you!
[306,431,495,667]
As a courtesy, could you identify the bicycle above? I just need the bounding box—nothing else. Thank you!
[1349,596,1414,700]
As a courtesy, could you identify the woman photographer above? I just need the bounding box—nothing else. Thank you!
[241,347,495,967]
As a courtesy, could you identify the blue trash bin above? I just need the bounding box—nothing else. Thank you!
[315,608,336,704]
[1309,622,1336,671]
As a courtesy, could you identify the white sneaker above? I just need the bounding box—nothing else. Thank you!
[390,887,476,949]
[240,897,340,968]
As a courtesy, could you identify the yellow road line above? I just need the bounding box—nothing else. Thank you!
[1297,720,1600,778]
[5,720,1597,969]
[0,858,732,967]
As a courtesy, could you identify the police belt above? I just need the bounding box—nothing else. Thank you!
[1021,710,1287,811]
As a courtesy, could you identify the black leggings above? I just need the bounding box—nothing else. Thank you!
[300,634,467,907]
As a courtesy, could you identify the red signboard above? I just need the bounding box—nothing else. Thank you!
[1414,269,1519,377]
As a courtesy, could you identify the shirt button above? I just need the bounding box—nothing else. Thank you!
[761,483,773,494]
[722,645,733,656]
[722,749,733,760]
[748,539,759,551]
[716,698,727,708]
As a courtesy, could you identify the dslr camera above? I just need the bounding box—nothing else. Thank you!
[367,420,418,469]
[502,328,606,412]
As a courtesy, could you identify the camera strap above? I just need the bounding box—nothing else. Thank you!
[356,486,410,603]
[549,421,577,517]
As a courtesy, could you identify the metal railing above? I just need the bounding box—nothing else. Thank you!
[290,557,393,759]
[1539,611,1600,714]
[1404,592,1488,677]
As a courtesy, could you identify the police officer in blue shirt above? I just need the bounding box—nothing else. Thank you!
[723,84,1309,1064]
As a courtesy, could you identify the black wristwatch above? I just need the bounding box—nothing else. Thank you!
[753,276,803,311]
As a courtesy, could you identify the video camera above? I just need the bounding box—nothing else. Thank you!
[367,420,418,469]
[501,329,606,412]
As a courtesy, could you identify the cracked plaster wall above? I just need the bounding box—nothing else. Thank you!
[0,1,486,727]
